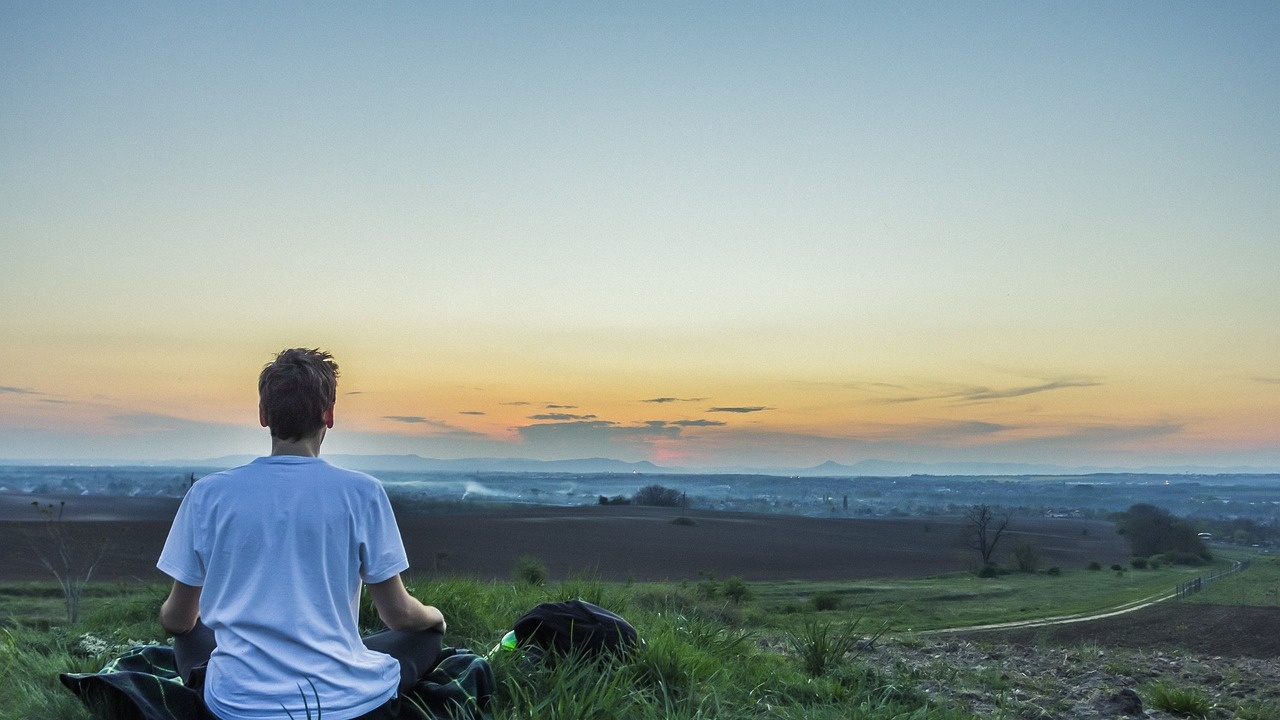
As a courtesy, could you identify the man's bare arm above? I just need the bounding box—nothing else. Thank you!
[367,574,446,633]
[160,581,202,635]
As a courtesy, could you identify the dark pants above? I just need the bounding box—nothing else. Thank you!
[174,620,443,713]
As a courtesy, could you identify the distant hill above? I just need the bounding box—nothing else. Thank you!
[4,453,1277,477]
[181,454,665,475]
[791,459,1280,477]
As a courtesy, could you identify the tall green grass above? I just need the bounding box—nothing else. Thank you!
[5,555,1268,720]
[4,577,966,720]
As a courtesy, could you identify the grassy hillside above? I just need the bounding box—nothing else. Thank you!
[3,552,1270,720]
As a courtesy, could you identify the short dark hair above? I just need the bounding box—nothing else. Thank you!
[258,348,339,441]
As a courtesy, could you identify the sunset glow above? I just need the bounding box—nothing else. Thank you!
[2,4,1277,470]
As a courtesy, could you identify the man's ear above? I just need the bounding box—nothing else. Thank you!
[323,405,334,429]
[259,405,269,428]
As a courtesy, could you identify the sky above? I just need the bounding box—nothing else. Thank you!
[1,2,1278,470]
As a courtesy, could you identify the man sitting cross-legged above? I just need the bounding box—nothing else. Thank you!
[158,348,445,720]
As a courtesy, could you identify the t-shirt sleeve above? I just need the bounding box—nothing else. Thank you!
[156,490,207,586]
[359,482,410,584]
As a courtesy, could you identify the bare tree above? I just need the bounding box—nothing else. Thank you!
[965,504,1012,566]
[29,501,108,624]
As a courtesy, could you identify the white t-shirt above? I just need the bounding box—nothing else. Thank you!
[158,456,409,720]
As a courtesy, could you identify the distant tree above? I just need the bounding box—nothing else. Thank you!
[633,484,687,508]
[1113,504,1209,560]
[964,504,1012,566]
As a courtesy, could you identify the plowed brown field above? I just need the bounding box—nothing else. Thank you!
[1,495,1128,583]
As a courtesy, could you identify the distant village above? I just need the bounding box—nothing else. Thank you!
[2,464,1275,549]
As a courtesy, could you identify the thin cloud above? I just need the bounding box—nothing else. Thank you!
[643,397,708,404]
[849,419,1016,442]
[1051,421,1183,443]
[528,413,597,421]
[516,419,682,445]
[961,380,1102,401]
[459,410,486,416]
[642,419,728,428]
[382,416,482,435]
[878,394,937,405]
[0,386,40,395]
[873,379,1102,405]
[544,404,578,409]
[930,420,1010,437]
[1253,377,1280,385]
[707,406,772,414]
[501,401,532,406]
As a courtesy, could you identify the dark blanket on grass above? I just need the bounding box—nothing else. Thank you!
[60,644,494,720]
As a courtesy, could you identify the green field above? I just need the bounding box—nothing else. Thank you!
[1188,551,1280,606]
[746,559,1218,632]
[2,553,1271,720]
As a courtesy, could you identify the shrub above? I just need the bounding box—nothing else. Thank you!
[977,563,1000,578]
[514,555,549,586]
[1146,681,1213,718]
[1088,561,1103,571]
[1131,556,1148,570]
[670,516,696,526]
[1010,541,1038,573]
[721,576,751,605]
[694,571,720,601]
[786,619,863,677]
[1110,564,1124,572]
[1157,551,1211,566]
[1046,566,1061,576]
[633,484,687,507]
[1236,700,1280,720]
[810,591,841,611]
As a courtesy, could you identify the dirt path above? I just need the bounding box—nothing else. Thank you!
[922,589,1177,635]
[924,559,1247,636]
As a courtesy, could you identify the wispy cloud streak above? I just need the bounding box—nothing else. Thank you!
[872,378,1102,405]
[961,380,1102,401]
[529,413,597,421]
[643,419,728,428]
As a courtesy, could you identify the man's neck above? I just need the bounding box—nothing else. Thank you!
[269,430,325,457]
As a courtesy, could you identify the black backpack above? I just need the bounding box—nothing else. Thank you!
[512,599,638,659]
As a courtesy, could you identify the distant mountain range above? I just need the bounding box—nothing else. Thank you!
[124,454,1278,477]
[3,452,1277,476]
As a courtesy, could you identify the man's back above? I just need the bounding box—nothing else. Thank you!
[159,456,408,720]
